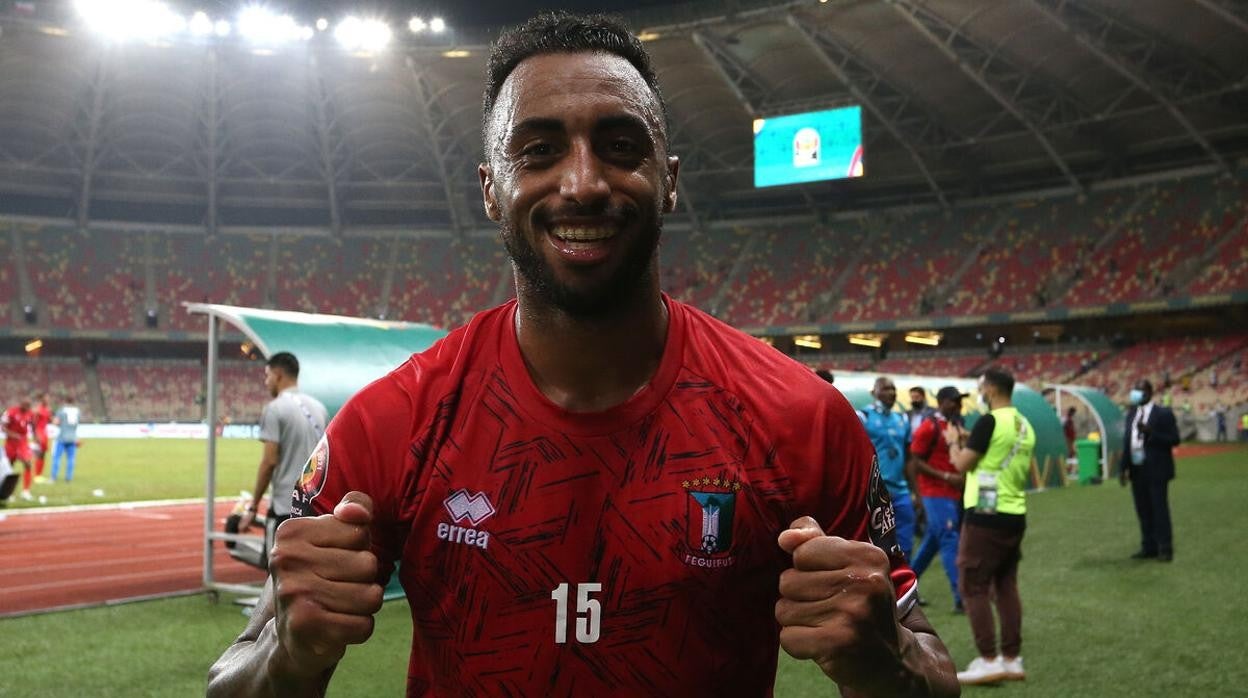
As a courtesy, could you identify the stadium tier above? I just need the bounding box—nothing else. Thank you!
[0,357,91,420]
[1077,335,1248,404]
[3,173,1246,333]
[987,348,1102,388]
[872,352,989,379]
[96,359,204,422]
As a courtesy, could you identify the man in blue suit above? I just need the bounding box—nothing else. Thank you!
[1119,380,1180,562]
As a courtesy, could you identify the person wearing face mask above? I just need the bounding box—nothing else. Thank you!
[907,386,936,434]
[1119,380,1179,562]
[859,377,916,561]
[945,368,1034,685]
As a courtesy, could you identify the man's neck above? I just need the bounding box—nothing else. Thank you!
[514,284,668,413]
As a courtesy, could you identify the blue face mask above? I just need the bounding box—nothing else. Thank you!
[1129,389,1145,405]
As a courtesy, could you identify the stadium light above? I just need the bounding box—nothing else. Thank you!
[334,16,391,52]
[904,331,943,347]
[189,10,213,36]
[636,31,661,41]
[409,16,427,33]
[316,17,329,31]
[25,339,43,354]
[430,17,446,33]
[299,25,314,40]
[75,0,187,41]
[848,333,885,348]
[214,19,231,36]
[793,334,822,350]
[237,6,301,44]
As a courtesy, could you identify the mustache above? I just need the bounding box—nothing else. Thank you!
[537,201,637,225]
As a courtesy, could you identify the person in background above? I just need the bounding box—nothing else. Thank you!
[1119,379,1179,562]
[907,386,967,614]
[32,393,52,484]
[946,368,1035,685]
[1212,403,1227,442]
[907,386,937,434]
[238,352,328,559]
[1062,406,1077,461]
[50,395,82,483]
[2,398,36,501]
[815,368,835,384]
[860,376,916,561]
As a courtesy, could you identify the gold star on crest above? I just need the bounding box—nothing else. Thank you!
[712,478,722,487]
[681,480,690,489]
[732,481,742,492]
[701,476,711,486]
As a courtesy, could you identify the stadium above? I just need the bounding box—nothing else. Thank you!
[0,0,1245,695]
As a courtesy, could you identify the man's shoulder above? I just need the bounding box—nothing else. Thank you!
[676,299,841,418]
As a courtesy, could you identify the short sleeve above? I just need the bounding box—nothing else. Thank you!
[910,419,936,458]
[258,402,279,443]
[966,414,996,453]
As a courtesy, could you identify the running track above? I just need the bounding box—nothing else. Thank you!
[0,500,266,617]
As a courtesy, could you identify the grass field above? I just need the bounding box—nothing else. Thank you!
[2,443,1244,696]
[4,439,263,508]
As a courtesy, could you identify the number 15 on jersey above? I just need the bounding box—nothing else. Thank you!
[551,582,601,644]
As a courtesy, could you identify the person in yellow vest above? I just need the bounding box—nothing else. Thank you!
[943,368,1035,686]
[1241,411,1248,442]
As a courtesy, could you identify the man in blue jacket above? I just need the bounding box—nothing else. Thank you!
[1119,379,1180,562]
[860,377,916,561]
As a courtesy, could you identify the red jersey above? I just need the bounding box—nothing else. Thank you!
[2,406,33,445]
[293,297,916,697]
[910,414,962,500]
[34,404,52,437]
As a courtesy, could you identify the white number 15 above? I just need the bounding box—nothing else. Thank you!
[550,582,601,644]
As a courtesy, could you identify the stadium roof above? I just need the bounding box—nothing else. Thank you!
[0,0,1245,230]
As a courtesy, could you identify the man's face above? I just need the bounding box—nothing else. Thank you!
[909,389,925,409]
[938,397,960,420]
[263,365,280,398]
[874,379,897,408]
[480,51,679,317]
[1134,380,1153,404]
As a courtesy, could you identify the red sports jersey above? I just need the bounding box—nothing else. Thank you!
[293,296,916,697]
[910,414,962,500]
[2,407,33,445]
[34,404,52,437]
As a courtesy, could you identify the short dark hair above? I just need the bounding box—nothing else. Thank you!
[981,368,1015,397]
[482,12,668,145]
[909,386,926,395]
[266,352,299,379]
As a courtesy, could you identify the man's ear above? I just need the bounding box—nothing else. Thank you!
[479,162,500,222]
[662,156,680,214]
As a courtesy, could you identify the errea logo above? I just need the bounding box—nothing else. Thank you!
[436,489,494,550]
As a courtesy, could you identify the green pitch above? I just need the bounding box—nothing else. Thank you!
[7,438,263,508]
[1,445,1244,696]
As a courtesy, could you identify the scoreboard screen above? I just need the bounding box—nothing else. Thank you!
[753,105,864,188]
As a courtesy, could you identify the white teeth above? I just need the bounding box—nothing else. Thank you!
[551,226,615,242]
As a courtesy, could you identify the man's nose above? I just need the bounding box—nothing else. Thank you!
[559,140,610,205]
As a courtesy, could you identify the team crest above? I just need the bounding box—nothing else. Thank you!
[291,435,329,517]
[681,476,742,569]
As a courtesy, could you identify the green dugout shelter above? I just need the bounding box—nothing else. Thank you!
[186,303,447,596]
[831,371,1119,491]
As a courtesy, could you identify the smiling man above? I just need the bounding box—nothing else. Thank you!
[208,12,956,697]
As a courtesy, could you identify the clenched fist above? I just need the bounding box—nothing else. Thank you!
[268,491,384,680]
[776,516,911,695]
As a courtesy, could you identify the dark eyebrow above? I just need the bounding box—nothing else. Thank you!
[596,114,650,134]
[510,117,565,136]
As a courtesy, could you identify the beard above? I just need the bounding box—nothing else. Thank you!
[500,202,662,319]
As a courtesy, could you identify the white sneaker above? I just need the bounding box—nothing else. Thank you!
[957,656,1007,685]
[19,490,34,501]
[1000,655,1025,680]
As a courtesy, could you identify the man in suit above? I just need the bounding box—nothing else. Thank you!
[1119,379,1180,562]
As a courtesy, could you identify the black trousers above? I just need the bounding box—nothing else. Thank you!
[1131,474,1172,555]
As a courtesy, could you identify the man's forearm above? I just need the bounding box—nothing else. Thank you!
[251,460,277,511]
[208,618,332,697]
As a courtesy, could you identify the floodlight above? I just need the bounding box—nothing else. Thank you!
[75,0,187,41]
[189,10,213,36]
[409,16,426,33]
[316,17,329,31]
[335,16,391,52]
[430,17,445,33]
[299,25,314,40]
[238,6,300,43]
[214,19,231,36]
